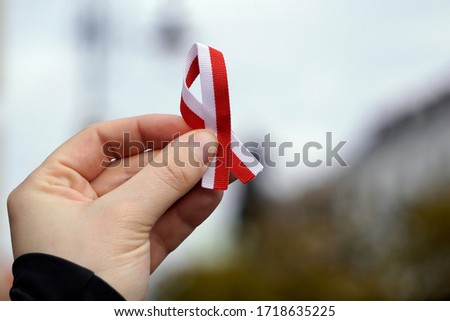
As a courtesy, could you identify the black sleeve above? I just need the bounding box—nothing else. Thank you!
[10,253,125,301]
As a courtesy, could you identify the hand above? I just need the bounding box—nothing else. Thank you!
[7,114,222,300]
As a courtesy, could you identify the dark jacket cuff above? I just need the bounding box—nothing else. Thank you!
[10,253,125,301]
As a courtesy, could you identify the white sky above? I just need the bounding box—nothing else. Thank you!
[2,0,450,286]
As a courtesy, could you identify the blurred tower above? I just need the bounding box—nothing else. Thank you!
[236,145,268,247]
[154,0,188,54]
[76,0,109,128]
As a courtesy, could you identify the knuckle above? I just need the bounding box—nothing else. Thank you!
[6,186,26,219]
[198,189,224,212]
[6,188,18,210]
[208,190,224,208]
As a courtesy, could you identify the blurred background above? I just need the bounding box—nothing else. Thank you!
[1,0,450,300]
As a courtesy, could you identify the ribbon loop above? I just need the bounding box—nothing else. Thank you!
[180,43,263,190]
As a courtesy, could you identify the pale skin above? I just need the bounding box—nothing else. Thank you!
[7,114,222,300]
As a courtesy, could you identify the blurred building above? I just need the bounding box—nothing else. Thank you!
[155,83,450,300]
[333,86,450,299]
[341,89,450,248]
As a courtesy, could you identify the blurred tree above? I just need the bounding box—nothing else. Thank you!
[155,181,384,300]
[155,174,450,300]
[380,187,450,300]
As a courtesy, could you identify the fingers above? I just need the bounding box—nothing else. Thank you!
[43,114,191,182]
[149,184,223,273]
[90,151,153,197]
[91,147,238,198]
[103,129,218,228]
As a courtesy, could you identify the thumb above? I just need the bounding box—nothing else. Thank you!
[105,129,218,227]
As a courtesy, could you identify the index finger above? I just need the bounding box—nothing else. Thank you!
[44,114,191,182]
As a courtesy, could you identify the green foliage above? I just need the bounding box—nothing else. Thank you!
[155,184,450,300]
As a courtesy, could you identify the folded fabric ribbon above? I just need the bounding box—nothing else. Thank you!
[180,43,263,190]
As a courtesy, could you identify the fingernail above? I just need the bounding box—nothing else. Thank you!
[194,130,218,165]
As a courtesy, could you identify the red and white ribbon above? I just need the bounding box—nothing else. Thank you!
[180,43,263,190]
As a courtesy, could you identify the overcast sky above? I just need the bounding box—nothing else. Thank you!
[2,0,450,282]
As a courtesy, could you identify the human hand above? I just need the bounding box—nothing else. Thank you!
[7,114,222,300]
